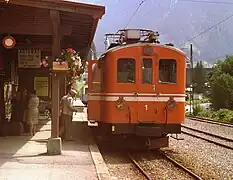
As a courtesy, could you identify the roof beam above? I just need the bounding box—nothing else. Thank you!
[1,0,104,19]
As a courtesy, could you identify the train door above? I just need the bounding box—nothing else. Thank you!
[137,56,158,122]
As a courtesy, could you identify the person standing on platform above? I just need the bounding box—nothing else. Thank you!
[59,89,77,141]
[11,91,21,122]
[27,90,39,136]
[21,88,29,133]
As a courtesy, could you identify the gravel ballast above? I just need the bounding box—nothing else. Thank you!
[167,133,233,179]
[132,152,196,180]
[185,118,233,139]
[100,150,147,180]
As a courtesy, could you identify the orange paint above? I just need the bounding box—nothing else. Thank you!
[88,44,186,126]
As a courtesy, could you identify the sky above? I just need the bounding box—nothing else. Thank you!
[73,0,233,62]
[77,0,179,55]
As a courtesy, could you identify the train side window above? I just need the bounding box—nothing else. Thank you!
[117,58,135,83]
[142,58,152,84]
[159,59,176,83]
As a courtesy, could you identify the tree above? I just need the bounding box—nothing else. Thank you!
[193,61,205,93]
[209,56,233,110]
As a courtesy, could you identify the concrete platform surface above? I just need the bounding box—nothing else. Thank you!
[0,112,110,180]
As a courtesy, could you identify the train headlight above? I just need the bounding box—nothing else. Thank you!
[167,97,176,109]
[116,96,125,110]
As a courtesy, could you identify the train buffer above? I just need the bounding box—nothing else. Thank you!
[0,111,110,180]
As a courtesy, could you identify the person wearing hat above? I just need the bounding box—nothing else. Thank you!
[60,88,78,140]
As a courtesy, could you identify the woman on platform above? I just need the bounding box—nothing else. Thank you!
[27,90,39,136]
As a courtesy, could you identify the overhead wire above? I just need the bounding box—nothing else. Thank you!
[179,12,233,47]
[124,0,147,29]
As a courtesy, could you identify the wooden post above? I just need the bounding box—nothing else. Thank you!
[50,10,61,138]
[0,74,5,135]
[51,73,59,138]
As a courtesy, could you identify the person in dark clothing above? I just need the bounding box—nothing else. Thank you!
[20,88,29,133]
[11,91,21,122]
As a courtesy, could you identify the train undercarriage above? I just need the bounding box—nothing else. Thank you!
[88,121,181,149]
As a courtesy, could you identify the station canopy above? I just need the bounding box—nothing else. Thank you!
[0,0,105,58]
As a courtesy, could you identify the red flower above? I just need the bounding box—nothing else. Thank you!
[73,72,78,77]
[68,48,75,54]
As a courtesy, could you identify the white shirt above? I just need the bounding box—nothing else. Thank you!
[60,94,76,116]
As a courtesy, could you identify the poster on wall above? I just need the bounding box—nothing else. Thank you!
[34,77,48,97]
[18,49,41,68]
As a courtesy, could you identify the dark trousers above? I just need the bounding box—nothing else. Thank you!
[59,113,72,140]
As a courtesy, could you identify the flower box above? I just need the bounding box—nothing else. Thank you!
[52,61,69,71]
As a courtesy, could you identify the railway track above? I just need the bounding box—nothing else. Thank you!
[187,116,233,128]
[157,150,202,180]
[181,125,233,150]
[128,153,152,180]
[128,151,202,180]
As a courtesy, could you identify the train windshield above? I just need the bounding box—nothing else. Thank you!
[142,58,152,84]
[117,58,135,83]
[159,59,176,83]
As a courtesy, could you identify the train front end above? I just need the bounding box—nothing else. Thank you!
[88,29,186,149]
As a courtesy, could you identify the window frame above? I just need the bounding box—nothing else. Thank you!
[117,58,136,84]
[158,59,177,84]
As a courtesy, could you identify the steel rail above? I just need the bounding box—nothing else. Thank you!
[187,117,233,128]
[181,125,233,142]
[158,150,203,180]
[128,153,152,180]
[182,130,233,150]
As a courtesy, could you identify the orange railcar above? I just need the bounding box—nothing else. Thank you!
[88,29,186,148]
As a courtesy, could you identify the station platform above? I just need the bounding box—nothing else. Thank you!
[0,110,110,180]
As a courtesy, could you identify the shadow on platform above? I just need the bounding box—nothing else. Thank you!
[0,111,98,168]
[0,118,50,167]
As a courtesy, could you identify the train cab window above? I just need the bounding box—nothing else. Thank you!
[159,59,176,83]
[117,58,135,83]
[142,58,152,84]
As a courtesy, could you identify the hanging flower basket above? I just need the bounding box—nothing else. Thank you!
[56,47,85,84]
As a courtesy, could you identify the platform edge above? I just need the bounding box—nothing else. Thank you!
[89,142,111,180]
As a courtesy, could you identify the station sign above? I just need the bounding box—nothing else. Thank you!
[2,36,16,49]
[18,49,41,68]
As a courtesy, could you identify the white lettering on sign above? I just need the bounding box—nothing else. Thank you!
[18,49,41,68]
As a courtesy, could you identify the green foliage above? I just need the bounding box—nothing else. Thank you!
[186,98,210,105]
[197,109,213,118]
[193,104,203,116]
[214,109,233,123]
[193,108,233,123]
[209,56,233,110]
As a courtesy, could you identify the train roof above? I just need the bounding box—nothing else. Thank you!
[99,43,186,59]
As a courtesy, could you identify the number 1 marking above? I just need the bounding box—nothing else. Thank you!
[145,105,148,111]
